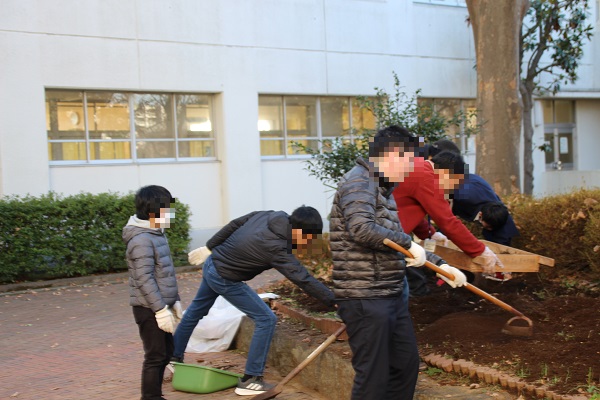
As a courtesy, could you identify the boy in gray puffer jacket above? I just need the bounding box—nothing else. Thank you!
[123,185,181,400]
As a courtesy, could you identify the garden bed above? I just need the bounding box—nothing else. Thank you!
[268,271,600,398]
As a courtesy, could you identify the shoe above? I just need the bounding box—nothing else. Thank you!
[234,376,275,396]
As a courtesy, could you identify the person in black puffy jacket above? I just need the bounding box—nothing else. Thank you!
[330,125,461,400]
[123,185,181,400]
[172,206,335,396]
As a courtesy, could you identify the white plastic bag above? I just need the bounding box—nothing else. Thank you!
[184,293,278,353]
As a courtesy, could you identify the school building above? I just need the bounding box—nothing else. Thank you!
[1,0,599,247]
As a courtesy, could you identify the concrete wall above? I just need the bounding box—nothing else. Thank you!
[0,0,599,247]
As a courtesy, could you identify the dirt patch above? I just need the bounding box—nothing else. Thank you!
[268,273,600,397]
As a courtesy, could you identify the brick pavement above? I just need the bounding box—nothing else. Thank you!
[0,269,324,400]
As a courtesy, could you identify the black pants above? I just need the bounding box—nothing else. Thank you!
[132,306,174,400]
[337,297,420,400]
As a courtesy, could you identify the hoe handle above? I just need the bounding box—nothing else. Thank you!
[383,239,526,318]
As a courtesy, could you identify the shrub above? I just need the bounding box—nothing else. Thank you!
[0,192,191,283]
[506,188,600,275]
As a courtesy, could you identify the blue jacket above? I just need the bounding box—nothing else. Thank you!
[452,174,519,245]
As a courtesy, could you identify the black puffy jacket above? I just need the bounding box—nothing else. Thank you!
[207,210,335,307]
[329,158,414,299]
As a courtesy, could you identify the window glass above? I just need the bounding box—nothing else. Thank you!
[288,139,319,156]
[285,96,317,139]
[258,96,284,141]
[47,90,215,163]
[544,133,556,164]
[178,141,214,158]
[542,100,554,124]
[558,133,573,164]
[87,92,130,140]
[136,141,176,159]
[177,95,213,140]
[320,97,349,137]
[89,142,131,160]
[48,142,86,161]
[554,100,574,123]
[46,90,85,140]
[434,99,461,137]
[134,94,175,139]
[351,99,376,132]
[261,139,285,156]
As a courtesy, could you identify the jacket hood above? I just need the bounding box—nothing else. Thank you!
[122,215,162,243]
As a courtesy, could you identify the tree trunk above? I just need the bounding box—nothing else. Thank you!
[466,0,529,196]
[520,80,535,194]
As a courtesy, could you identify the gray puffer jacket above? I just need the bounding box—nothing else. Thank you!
[123,216,179,312]
[329,158,414,299]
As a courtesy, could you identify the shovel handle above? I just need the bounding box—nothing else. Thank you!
[383,238,525,318]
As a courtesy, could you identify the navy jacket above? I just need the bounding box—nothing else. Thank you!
[452,174,519,245]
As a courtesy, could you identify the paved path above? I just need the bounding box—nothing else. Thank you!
[0,269,516,400]
[0,269,325,400]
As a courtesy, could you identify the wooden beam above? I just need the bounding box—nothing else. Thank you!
[432,245,541,273]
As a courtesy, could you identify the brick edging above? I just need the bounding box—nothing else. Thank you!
[421,353,589,400]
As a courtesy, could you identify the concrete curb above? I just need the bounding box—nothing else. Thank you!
[0,265,200,294]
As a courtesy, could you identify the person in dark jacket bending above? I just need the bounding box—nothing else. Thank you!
[329,125,466,400]
[172,206,335,396]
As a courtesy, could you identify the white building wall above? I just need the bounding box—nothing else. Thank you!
[0,0,598,248]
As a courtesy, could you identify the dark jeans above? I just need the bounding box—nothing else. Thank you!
[337,296,420,400]
[173,256,277,376]
[132,306,173,400]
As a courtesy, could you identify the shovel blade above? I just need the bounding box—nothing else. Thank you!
[501,316,534,337]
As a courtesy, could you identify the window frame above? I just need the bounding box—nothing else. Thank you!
[541,99,576,171]
[46,89,217,165]
[258,95,374,160]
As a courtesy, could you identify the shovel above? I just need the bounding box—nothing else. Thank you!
[251,324,347,400]
[383,238,533,337]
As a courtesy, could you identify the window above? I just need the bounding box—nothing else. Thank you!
[541,100,575,170]
[258,95,376,158]
[417,98,478,154]
[46,90,216,163]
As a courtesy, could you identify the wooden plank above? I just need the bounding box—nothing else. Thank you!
[480,240,555,267]
[432,245,541,273]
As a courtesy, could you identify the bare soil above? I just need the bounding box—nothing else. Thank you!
[268,272,600,398]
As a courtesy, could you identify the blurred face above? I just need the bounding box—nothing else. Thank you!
[435,169,464,195]
[291,228,315,249]
[150,207,175,228]
[371,146,416,183]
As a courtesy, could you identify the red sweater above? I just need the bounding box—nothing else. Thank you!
[392,157,485,258]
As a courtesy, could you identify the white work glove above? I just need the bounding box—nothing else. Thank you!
[431,232,448,246]
[155,305,176,333]
[436,264,467,288]
[172,301,183,324]
[478,246,504,274]
[405,241,427,267]
[188,246,212,265]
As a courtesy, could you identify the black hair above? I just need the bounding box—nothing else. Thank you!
[427,139,461,158]
[480,202,509,231]
[431,150,468,175]
[289,206,323,235]
[368,125,422,159]
[135,185,175,220]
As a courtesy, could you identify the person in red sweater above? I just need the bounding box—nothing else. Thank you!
[393,151,503,285]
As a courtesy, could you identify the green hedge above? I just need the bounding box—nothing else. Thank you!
[0,192,191,283]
